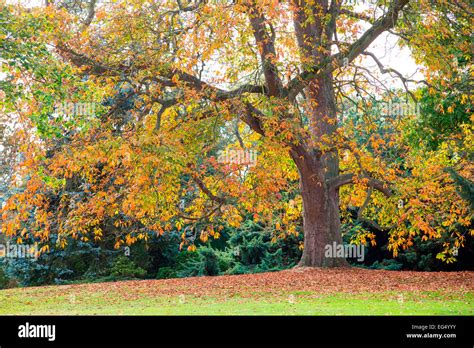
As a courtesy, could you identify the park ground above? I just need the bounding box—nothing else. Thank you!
[1,268,473,315]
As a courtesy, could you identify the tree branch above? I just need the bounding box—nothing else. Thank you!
[340,9,374,24]
[81,0,97,29]
[328,173,392,197]
[287,0,410,101]
[188,166,227,205]
[357,183,396,232]
[57,43,268,95]
[246,2,283,97]
[361,51,431,100]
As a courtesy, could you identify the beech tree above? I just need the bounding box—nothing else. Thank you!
[1,0,472,267]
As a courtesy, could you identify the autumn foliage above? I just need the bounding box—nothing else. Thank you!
[0,0,472,267]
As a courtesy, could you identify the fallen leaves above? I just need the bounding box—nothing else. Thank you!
[4,268,473,301]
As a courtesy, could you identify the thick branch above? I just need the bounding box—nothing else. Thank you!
[82,0,97,29]
[326,0,342,40]
[328,173,392,197]
[287,0,410,100]
[241,102,266,136]
[340,9,374,24]
[357,184,396,232]
[246,3,283,97]
[56,45,268,102]
[188,168,227,205]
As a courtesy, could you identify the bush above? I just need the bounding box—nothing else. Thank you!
[225,227,300,273]
[0,264,9,289]
[369,259,403,271]
[156,267,177,279]
[176,248,220,277]
[226,263,252,275]
[3,236,118,286]
[4,257,72,286]
[176,225,301,277]
[110,256,147,279]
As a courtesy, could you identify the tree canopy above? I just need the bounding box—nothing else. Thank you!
[0,0,472,266]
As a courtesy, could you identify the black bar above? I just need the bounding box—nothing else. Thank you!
[0,316,472,347]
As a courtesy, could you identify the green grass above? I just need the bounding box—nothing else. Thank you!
[1,286,472,315]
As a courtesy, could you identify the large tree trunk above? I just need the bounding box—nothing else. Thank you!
[296,160,347,267]
[292,74,349,267]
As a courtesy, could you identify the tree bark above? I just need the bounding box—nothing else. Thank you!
[298,164,347,267]
[291,73,349,267]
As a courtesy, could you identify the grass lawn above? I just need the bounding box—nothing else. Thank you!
[1,268,473,315]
